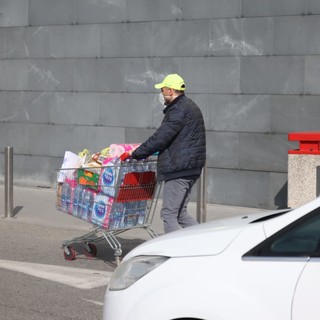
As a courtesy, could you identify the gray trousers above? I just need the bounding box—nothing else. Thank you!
[160,178,198,233]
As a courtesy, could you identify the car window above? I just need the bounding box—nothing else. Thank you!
[244,208,320,258]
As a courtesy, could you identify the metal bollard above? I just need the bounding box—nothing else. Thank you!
[196,163,207,223]
[4,146,13,218]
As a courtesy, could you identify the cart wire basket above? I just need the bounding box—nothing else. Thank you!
[56,153,161,264]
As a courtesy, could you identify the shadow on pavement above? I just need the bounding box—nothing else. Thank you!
[13,206,24,217]
[61,236,147,268]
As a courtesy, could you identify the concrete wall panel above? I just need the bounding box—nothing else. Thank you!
[23,155,60,186]
[196,94,271,132]
[0,154,62,187]
[241,0,307,17]
[28,0,74,26]
[50,92,100,126]
[0,60,28,90]
[0,91,4,111]
[210,17,273,56]
[206,131,239,169]
[74,58,125,92]
[28,59,74,91]
[239,133,290,172]
[240,56,305,94]
[0,29,5,57]
[51,25,100,58]
[101,22,153,58]
[182,0,240,19]
[28,124,125,157]
[0,0,28,27]
[0,123,28,154]
[152,20,210,57]
[126,0,181,22]
[274,16,320,55]
[100,93,155,128]
[1,91,50,124]
[181,57,240,94]
[207,168,271,208]
[123,57,180,92]
[125,128,157,145]
[75,0,126,24]
[5,26,50,58]
[271,95,320,133]
[308,0,320,14]
[208,168,287,209]
[305,56,320,94]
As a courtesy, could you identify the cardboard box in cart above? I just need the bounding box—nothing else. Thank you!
[78,168,100,190]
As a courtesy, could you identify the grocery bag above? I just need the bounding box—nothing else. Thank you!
[57,151,84,183]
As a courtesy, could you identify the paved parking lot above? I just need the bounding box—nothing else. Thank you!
[0,185,267,319]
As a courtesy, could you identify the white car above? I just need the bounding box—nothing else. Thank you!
[103,197,320,320]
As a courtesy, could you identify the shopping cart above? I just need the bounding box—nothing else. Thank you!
[56,153,161,264]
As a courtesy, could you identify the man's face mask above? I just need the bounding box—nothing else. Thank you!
[158,92,166,107]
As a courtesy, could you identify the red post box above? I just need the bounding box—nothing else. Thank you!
[288,132,320,154]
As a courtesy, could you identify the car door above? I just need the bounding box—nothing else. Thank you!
[245,208,320,320]
[266,211,320,320]
[291,257,320,320]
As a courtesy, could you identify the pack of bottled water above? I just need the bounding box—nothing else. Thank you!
[91,193,114,228]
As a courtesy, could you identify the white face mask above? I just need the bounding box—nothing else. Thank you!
[158,93,166,106]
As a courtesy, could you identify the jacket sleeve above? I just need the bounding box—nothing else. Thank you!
[132,109,184,160]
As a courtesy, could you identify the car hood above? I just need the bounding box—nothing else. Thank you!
[125,210,284,259]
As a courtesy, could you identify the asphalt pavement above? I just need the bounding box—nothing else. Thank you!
[0,184,267,240]
[0,185,269,319]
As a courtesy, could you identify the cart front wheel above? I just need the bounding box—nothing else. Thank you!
[64,246,76,261]
[84,243,97,258]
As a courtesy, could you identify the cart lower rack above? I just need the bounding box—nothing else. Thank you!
[56,155,161,264]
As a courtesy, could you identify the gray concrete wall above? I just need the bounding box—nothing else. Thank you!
[0,0,319,209]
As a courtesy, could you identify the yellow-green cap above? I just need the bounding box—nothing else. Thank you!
[154,74,186,91]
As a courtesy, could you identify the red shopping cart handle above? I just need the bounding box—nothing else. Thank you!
[120,151,159,161]
[120,152,131,161]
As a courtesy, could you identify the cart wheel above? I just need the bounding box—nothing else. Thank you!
[64,246,76,261]
[84,243,97,258]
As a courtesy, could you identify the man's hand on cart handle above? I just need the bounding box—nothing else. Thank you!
[120,151,133,161]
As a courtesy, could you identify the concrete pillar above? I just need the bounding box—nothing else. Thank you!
[288,132,320,208]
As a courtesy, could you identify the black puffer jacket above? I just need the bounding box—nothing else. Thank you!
[132,94,206,182]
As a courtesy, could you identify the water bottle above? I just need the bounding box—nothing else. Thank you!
[120,158,132,184]
[124,202,139,228]
[66,180,76,214]
[60,182,70,213]
[100,158,120,196]
[91,193,108,227]
[72,184,84,217]
[118,203,126,229]
[133,159,144,172]
[82,189,95,222]
[141,159,149,172]
[138,200,147,225]
[110,202,125,229]
[148,160,157,172]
